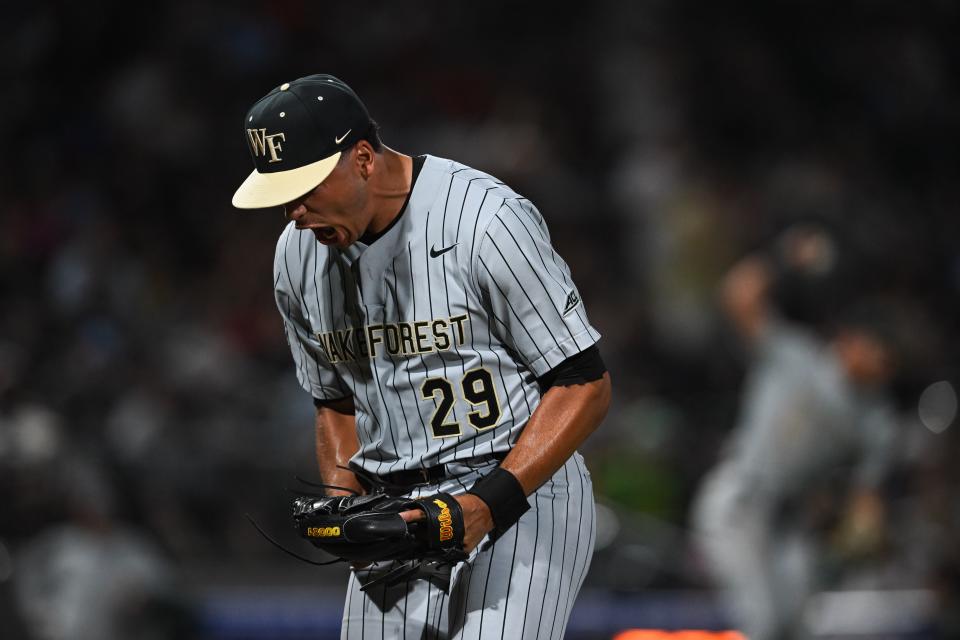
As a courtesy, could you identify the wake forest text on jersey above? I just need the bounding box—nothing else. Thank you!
[316,314,469,363]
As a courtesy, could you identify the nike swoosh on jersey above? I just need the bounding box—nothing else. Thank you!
[335,129,352,144]
[430,243,458,258]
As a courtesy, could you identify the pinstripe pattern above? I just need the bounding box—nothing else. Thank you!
[340,454,595,640]
[273,155,600,638]
[273,156,600,476]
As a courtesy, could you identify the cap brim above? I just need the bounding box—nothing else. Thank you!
[232,151,342,209]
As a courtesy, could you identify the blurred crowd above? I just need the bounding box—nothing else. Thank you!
[2,1,959,638]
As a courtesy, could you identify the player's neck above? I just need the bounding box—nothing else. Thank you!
[366,148,413,236]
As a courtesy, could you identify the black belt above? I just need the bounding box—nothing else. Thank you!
[357,451,508,492]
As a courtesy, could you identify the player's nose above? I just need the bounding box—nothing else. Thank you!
[284,202,307,221]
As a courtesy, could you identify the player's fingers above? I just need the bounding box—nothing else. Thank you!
[399,508,425,523]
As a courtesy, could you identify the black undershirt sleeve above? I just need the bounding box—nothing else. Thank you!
[312,396,355,415]
[536,345,606,393]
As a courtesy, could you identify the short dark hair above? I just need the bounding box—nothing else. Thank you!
[361,119,384,152]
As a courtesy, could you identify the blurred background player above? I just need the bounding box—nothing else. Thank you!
[691,224,907,640]
[11,456,196,640]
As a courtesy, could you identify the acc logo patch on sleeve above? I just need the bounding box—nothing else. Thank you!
[562,290,581,316]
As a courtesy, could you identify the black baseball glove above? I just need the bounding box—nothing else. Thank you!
[291,491,468,590]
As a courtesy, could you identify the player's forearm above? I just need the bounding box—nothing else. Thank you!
[501,372,612,495]
[314,400,363,495]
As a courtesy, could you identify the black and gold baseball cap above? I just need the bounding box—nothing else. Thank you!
[232,74,372,209]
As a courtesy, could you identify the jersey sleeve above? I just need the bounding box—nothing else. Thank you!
[274,230,351,401]
[473,199,601,377]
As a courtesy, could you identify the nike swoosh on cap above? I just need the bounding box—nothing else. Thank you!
[335,129,352,144]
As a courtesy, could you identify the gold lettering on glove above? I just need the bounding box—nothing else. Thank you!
[307,526,342,538]
[433,499,454,542]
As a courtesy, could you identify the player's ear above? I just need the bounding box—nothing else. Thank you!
[354,141,375,180]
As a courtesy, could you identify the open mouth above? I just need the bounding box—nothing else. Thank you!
[295,223,343,245]
[309,226,339,244]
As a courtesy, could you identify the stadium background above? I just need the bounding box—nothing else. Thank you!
[1,1,958,638]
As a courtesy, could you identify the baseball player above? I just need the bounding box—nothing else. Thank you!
[691,248,899,640]
[232,74,611,639]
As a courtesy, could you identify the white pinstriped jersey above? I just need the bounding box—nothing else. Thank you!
[274,155,600,477]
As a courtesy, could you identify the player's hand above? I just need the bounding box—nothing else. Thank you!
[453,493,494,553]
[399,493,493,554]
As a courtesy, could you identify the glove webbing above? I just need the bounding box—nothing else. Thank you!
[245,476,363,568]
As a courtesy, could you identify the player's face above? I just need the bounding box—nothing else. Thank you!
[283,150,372,248]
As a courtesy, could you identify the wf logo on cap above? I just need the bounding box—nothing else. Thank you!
[246,128,286,163]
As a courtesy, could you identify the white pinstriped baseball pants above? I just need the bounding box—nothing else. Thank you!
[341,453,596,640]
